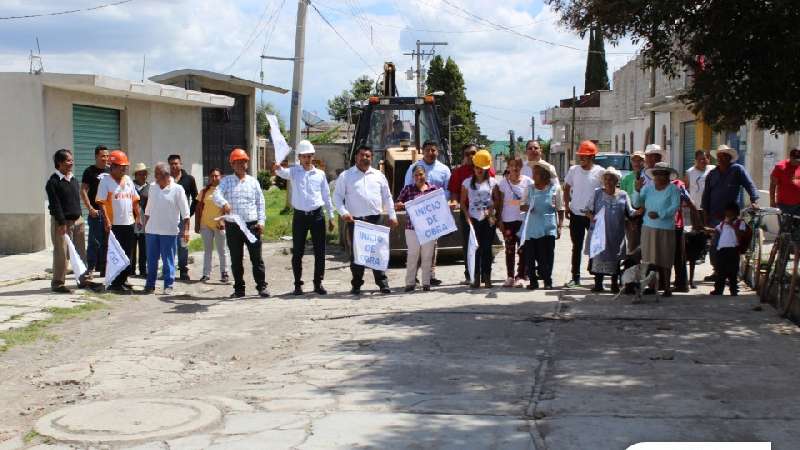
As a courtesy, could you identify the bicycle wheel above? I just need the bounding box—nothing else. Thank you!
[748,227,765,289]
[773,239,791,310]
[760,236,781,303]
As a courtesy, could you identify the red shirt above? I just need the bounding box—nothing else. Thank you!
[771,160,800,205]
[448,165,496,198]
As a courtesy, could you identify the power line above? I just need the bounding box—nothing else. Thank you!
[0,0,134,20]
[309,2,379,75]
[438,0,636,55]
[223,0,278,73]
[473,102,534,114]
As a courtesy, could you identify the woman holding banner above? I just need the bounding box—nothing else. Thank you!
[460,149,499,289]
[522,162,564,290]
[585,167,636,293]
[396,165,442,292]
[494,157,533,288]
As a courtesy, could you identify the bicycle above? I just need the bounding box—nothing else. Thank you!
[739,206,780,289]
[758,212,800,318]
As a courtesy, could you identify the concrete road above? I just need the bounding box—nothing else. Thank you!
[1,234,799,449]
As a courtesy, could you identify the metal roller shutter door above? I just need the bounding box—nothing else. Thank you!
[72,105,120,214]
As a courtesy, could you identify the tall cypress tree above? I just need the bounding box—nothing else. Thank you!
[584,26,610,94]
[426,55,483,163]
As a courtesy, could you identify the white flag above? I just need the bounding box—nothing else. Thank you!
[104,230,130,287]
[404,189,457,245]
[467,223,478,284]
[352,220,390,271]
[267,114,291,164]
[64,235,87,285]
[216,214,258,243]
[589,207,607,258]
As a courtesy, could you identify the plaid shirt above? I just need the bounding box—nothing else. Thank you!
[213,174,265,225]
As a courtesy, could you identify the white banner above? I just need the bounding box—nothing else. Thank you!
[405,189,457,245]
[589,207,606,258]
[353,220,390,271]
[467,223,478,284]
[267,114,291,163]
[64,235,87,285]
[105,230,130,287]
[216,214,257,243]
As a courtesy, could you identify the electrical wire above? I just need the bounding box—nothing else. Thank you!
[309,2,379,75]
[0,0,133,20]
[223,0,280,73]
[438,0,636,55]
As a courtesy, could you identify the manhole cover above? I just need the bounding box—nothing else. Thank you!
[35,398,221,443]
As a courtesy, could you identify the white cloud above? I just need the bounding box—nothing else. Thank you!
[0,0,640,140]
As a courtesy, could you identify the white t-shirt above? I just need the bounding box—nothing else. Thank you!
[145,180,190,236]
[96,175,138,226]
[462,176,498,221]
[521,160,560,186]
[498,175,533,222]
[716,219,745,249]
[686,165,715,209]
[564,164,604,216]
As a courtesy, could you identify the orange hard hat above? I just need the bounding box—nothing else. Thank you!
[108,150,130,166]
[576,140,598,156]
[229,148,249,163]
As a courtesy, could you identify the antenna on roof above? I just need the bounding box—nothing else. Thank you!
[141,54,146,82]
[29,37,44,74]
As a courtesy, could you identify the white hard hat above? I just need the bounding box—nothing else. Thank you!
[296,140,315,155]
[644,144,663,155]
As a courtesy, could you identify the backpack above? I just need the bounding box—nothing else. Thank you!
[735,219,752,254]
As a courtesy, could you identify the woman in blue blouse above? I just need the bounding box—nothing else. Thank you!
[633,162,681,297]
[522,162,565,290]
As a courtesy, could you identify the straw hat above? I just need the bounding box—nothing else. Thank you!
[644,144,663,156]
[530,160,554,179]
[712,144,738,162]
[602,166,622,180]
[133,163,147,173]
[630,150,646,161]
[645,161,679,180]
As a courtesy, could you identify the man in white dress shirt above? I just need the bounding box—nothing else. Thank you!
[214,148,268,299]
[521,140,560,185]
[273,140,335,296]
[334,145,399,295]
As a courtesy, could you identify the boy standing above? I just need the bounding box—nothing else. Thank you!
[710,202,748,296]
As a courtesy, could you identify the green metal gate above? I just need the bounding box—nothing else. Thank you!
[681,120,696,173]
[72,105,120,216]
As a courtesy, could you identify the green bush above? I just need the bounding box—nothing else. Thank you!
[257,170,272,190]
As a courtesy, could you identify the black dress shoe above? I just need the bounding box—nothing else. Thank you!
[404,286,415,292]
[107,285,131,295]
[313,285,327,295]
[51,285,73,294]
[230,291,246,299]
[430,278,443,286]
[350,287,361,296]
[258,288,270,298]
[380,286,391,294]
[179,272,190,281]
[292,286,304,296]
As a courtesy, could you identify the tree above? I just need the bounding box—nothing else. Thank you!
[327,75,375,124]
[425,55,485,163]
[256,102,286,137]
[584,26,610,93]
[546,0,800,133]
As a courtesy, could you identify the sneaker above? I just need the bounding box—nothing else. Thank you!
[292,286,304,296]
[422,285,431,291]
[220,273,230,284]
[460,279,472,286]
[230,291,246,299]
[430,278,443,286]
[163,287,174,296]
[123,282,134,290]
[107,285,131,295]
[51,285,73,294]
[404,285,415,292]
[503,277,515,287]
[258,288,270,298]
[514,277,526,288]
[313,285,327,295]
[199,276,210,283]
[565,279,580,288]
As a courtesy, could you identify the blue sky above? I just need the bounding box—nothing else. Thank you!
[0,0,639,140]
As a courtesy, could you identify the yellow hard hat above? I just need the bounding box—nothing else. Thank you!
[472,149,492,170]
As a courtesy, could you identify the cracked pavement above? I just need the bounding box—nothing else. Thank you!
[1,237,799,449]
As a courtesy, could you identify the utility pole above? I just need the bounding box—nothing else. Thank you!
[531,116,535,142]
[288,0,309,153]
[570,86,577,164]
[649,68,656,145]
[509,130,516,158]
[403,40,447,97]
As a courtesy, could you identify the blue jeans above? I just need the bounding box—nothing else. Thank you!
[175,222,189,273]
[86,212,107,272]
[146,234,177,289]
